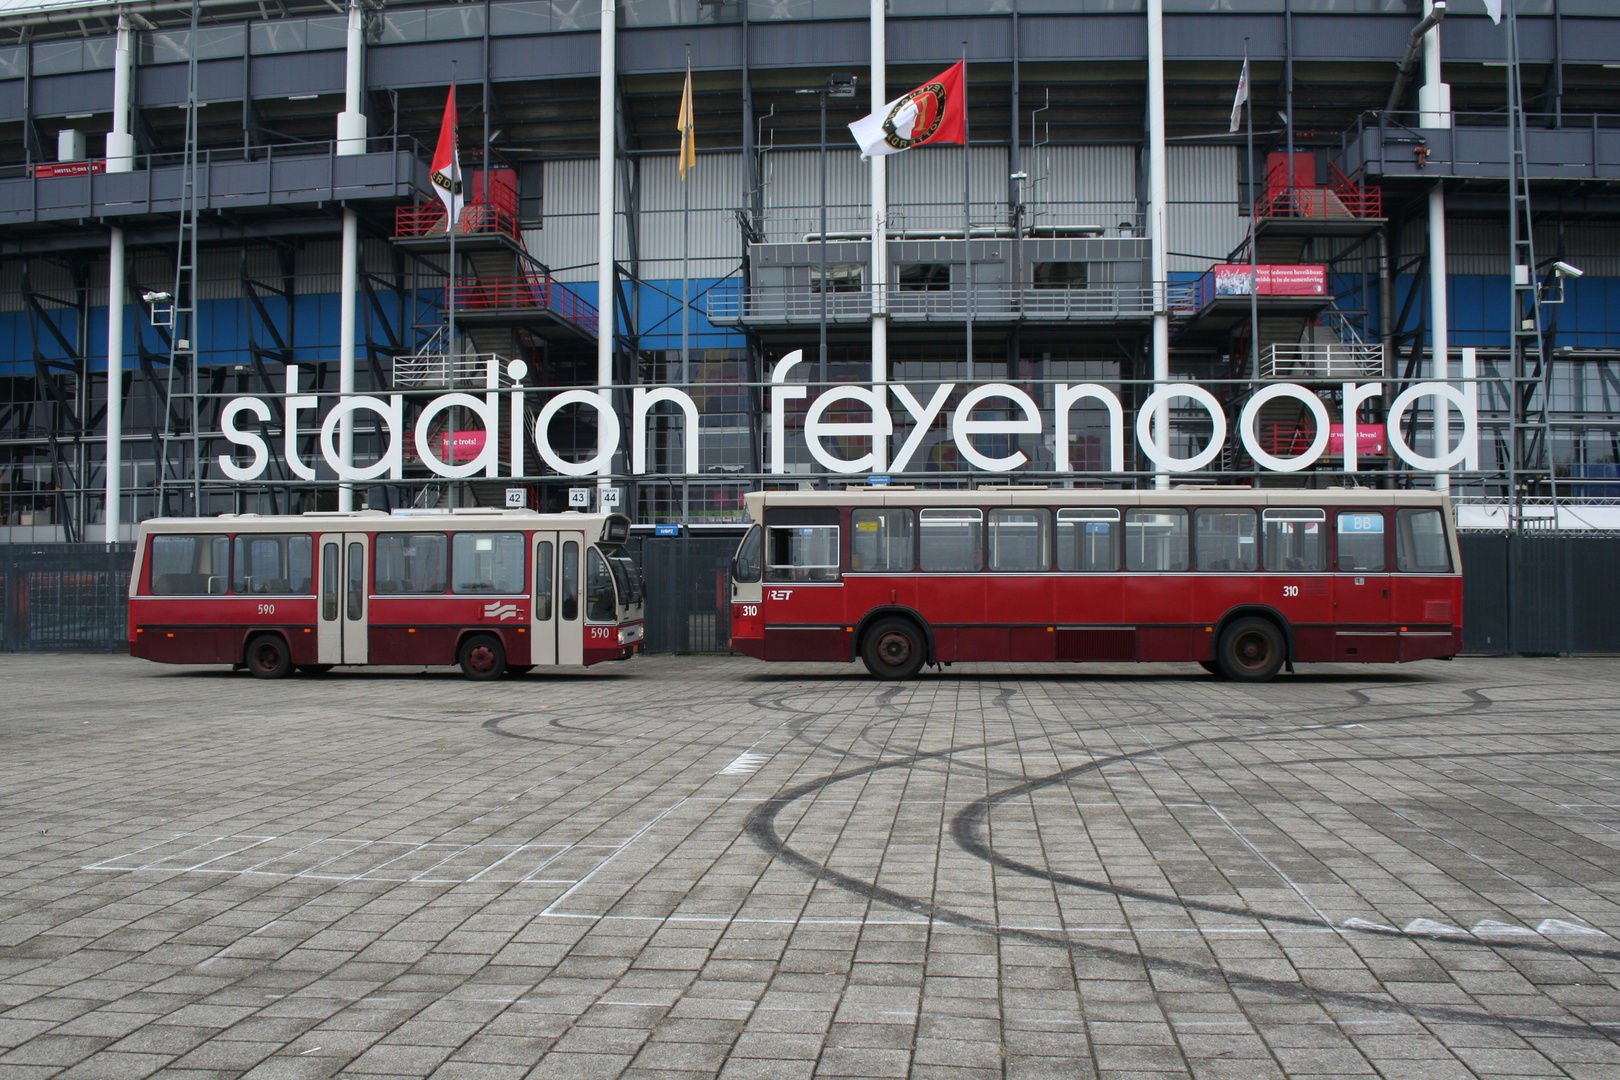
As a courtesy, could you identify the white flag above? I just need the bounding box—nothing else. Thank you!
[1483,0,1502,24]
[1229,57,1249,135]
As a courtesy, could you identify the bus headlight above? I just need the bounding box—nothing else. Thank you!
[617,624,644,645]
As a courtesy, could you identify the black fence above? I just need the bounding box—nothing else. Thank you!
[628,533,742,654]
[5,532,1615,658]
[0,545,134,653]
[1459,532,1620,655]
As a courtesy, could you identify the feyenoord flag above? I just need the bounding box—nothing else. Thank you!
[1229,56,1249,134]
[848,61,966,159]
[430,84,464,226]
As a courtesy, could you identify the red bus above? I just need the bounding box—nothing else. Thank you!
[727,488,1461,682]
[130,509,645,679]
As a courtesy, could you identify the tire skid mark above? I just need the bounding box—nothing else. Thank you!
[746,685,1620,1042]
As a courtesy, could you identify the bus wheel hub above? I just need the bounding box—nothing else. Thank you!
[878,633,912,665]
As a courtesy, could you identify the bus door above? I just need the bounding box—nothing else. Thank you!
[531,531,585,665]
[1332,511,1395,662]
[318,533,370,665]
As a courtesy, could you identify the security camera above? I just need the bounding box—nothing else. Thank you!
[1553,260,1584,278]
[142,290,171,303]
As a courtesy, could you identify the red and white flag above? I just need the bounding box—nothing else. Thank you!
[430,84,463,226]
[848,61,966,159]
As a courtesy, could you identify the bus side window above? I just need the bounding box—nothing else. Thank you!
[919,509,982,572]
[1336,512,1386,572]
[1055,509,1119,571]
[989,508,1050,571]
[346,543,364,620]
[1396,508,1451,572]
[536,542,554,620]
[561,541,579,621]
[149,533,229,595]
[1194,508,1257,572]
[322,543,339,621]
[765,525,841,582]
[851,510,914,572]
[1125,509,1188,572]
[1262,509,1325,571]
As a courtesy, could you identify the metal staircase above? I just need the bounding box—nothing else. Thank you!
[156,0,203,516]
[1506,7,1557,527]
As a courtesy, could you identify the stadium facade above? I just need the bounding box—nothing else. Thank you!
[2,0,1619,542]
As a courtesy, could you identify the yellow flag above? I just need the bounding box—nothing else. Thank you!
[677,63,696,180]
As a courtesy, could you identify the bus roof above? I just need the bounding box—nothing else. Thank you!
[136,509,629,537]
[742,487,1449,521]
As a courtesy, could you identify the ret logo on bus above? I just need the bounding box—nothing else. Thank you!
[215,349,1480,481]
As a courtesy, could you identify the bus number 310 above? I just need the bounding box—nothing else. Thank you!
[739,604,758,617]
[1282,586,1299,598]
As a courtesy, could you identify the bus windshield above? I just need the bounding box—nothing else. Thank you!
[604,548,644,608]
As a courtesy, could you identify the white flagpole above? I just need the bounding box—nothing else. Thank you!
[597,0,617,490]
[962,43,972,384]
[682,49,691,385]
[869,0,888,435]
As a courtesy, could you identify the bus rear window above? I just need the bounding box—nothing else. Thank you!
[766,525,840,582]
[1396,508,1451,573]
[150,534,229,594]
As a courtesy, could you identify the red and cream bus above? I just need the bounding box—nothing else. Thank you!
[728,488,1461,682]
[130,509,644,679]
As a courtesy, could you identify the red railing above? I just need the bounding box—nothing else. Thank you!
[394,201,523,241]
[1255,159,1381,219]
[450,274,599,335]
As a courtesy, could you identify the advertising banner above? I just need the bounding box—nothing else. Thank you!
[1212,264,1327,296]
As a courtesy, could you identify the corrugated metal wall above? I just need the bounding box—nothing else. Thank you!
[1167,145,1244,273]
[638,153,747,282]
[1027,144,1138,235]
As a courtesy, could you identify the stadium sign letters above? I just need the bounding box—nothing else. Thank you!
[217,349,1478,480]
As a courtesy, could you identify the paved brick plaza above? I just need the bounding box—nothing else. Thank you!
[2,654,1620,1079]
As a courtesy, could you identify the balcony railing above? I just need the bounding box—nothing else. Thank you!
[1256,163,1381,219]
[1262,343,1384,381]
[395,201,523,242]
[393,350,503,391]
[706,283,1176,325]
[448,274,599,334]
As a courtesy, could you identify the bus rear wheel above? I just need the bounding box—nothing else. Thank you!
[459,634,506,681]
[1217,617,1285,682]
[246,634,292,679]
[862,618,925,681]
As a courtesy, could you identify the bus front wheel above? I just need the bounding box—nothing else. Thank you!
[1216,617,1285,682]
[861,618,925,681]
[245,634,292,680]
[459,634,507,681]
